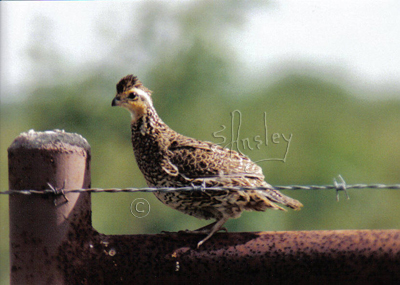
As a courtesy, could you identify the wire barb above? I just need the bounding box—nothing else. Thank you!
[333,175,350,201]
[47,181,69,206]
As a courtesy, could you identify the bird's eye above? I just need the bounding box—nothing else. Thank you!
[127,92,138,99]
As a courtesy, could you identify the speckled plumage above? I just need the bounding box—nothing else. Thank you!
[112,75,303,247]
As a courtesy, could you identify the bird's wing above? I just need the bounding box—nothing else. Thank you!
[165,134,303,210]
[166,135,265,183]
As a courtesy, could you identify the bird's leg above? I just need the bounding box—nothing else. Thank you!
[193,221,228,233]
[176,221,228,235]
[161,221,228,235]
[193,221,217,233]
[197,217,229,248]
[161,222,222,234]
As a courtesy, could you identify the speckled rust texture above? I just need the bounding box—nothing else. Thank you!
[59,229,400,284]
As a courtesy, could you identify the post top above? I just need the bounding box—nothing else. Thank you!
[8,129,91,152]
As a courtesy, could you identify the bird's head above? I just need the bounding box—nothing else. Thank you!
[112,75,153,122]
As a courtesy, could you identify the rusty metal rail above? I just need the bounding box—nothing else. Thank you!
[7,130,400,284]
[57,229,400,284]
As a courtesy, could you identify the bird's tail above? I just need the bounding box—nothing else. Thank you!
[259,182,303,210]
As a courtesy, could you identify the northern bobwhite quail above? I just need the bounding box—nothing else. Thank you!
[112,75,303,247]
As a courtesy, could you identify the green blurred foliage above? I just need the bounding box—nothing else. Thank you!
[1,1,400,283]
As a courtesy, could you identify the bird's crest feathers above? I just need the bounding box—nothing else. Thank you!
[116,75,152,95]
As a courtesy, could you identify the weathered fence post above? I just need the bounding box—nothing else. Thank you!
[8,130,91,285]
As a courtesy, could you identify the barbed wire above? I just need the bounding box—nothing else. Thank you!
[1,175,400,201]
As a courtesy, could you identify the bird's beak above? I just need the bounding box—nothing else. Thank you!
[111,97,119,107]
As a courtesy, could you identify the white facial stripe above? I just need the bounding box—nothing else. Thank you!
[132,88,153,107]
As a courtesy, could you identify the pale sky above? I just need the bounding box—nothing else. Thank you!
[1,1,400,101]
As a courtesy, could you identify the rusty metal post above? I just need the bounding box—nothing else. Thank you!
[8,130,92,285]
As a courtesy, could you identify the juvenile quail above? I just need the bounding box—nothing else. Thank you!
[112,75,303,248]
